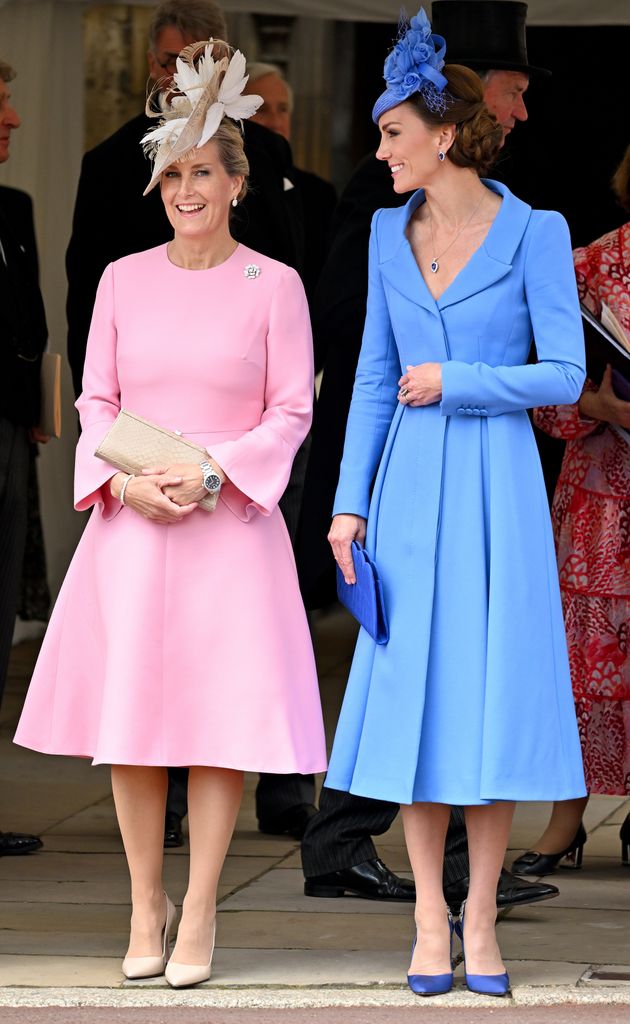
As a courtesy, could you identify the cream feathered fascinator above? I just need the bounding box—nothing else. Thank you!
[141,39,263,195]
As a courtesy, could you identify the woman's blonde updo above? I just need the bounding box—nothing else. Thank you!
[408,64,503,176]
[212,119,249,204]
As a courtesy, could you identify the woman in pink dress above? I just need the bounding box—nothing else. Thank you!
[513,145,630,877]
[14,41,327,987]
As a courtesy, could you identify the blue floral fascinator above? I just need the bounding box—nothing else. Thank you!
[372,7,448,124]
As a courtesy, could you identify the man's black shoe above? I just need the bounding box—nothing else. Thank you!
[0,830,43,856]
[304,857,415,901]
[259,803,317,840]
[444,868,559,916]
[164,812,184,849]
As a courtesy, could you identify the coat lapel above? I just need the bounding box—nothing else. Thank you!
[377,181,532,314]
[438,181,531,311]
[378,190,440,315]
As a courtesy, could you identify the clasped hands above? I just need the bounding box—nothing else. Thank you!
[110,461,225,524]
[398,362,442,406]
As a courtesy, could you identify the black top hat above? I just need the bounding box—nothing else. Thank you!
[431,1,550,77]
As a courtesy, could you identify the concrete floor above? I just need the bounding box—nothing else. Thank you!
[1,608,629,1011]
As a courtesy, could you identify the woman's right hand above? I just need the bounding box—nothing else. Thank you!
[109,471,198,524]
[579,365,630,429]
[328,514,367,585]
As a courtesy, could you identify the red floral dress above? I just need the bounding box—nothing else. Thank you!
[534,223,630,795]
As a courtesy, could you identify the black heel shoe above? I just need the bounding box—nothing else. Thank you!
[621,814,630,867]
[511,823,587,876]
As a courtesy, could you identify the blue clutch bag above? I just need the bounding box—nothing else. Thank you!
[336,541,389,645]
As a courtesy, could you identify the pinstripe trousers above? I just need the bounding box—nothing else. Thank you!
[0,419,29,705]
[301,786,470,887]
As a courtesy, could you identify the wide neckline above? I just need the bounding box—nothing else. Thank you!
[404,184,504,305]
[164,241,241,273]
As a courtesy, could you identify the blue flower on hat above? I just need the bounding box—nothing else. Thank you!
[402,71,422,93]
[410,9,432,36]
[373,6,449,123]
[412,41,432,64]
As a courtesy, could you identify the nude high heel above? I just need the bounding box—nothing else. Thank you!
[165,919,216,988]
[122,892,176,980]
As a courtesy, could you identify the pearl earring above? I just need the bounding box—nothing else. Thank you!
[232,197,238,207]
[438,151,446,162]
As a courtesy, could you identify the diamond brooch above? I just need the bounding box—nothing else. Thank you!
[243,264,261,279]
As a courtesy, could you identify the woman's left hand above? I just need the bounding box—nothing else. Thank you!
[142,461,224,506]
[398,363,442,406]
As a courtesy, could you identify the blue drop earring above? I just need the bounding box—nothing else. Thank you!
[438,151,446,162]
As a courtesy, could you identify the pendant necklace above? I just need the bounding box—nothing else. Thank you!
[428,192,486,274]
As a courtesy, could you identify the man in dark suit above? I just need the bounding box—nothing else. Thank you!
[243,61,337,307]
[0,59,48,857]
[66,0,314,848]
[299,1,559,912]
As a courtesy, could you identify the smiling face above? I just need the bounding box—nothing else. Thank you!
[483,70,529,137]
[160,139,243,240]
[376,102,454,193]
[0,76,20,164]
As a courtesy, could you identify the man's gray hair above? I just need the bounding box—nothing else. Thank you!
[0,60,16,83]
[148,0,227,51]
[246,61,293,112]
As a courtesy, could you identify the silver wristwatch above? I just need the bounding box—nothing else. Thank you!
[200,460,222,495]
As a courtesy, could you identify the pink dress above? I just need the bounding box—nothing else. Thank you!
[15,243,328,772]
[533,224,630,795]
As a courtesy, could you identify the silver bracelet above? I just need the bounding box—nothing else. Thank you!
[119,473,134,506]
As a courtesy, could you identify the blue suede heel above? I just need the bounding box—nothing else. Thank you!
[455,900,510,996]
[407,910,455,996]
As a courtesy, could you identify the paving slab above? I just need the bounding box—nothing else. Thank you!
[0,953,599,992]
[498,905,630,965]
[0,854,282,904]
[219,869,415,915]
[215,910,413,951]
[0,955,123,988]
[605,801,630,826]
[543,864,630,910]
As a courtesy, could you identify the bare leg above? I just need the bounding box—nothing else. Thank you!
[462,802,515,975]
[401,802,452,974]
[527,796,589,854]
[111,765,168,957]
[170,766,244,966]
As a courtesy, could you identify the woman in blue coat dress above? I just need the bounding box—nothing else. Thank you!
[327,9,587,997]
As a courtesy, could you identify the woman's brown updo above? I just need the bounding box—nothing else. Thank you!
[407,64,503,176]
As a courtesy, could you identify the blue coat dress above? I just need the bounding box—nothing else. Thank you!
[325,180,588,807]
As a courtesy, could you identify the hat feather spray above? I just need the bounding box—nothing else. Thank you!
[141,40,262,194]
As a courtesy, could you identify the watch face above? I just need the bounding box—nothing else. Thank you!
[204,472,221,493]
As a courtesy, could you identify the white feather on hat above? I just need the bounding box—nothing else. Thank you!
[141,40,263,195]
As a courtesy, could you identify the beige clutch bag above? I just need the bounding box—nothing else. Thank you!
[39,352,62,438]
[94,409,218,511]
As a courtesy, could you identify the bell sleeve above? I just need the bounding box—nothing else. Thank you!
[332,210,400,519]
[209,265,314,522]
[74,263,122,521]
[440,211,586,417]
